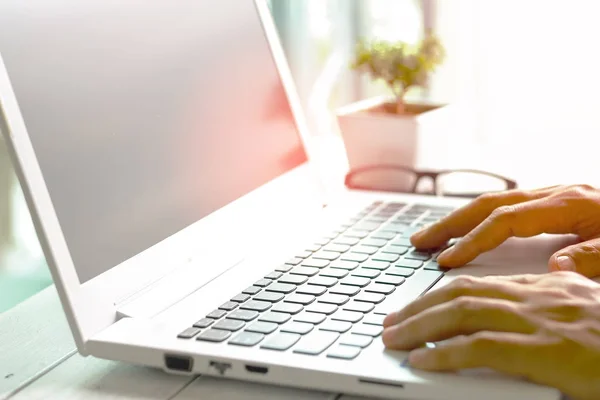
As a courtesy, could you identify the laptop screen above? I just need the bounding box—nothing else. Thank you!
[0,1,308,283]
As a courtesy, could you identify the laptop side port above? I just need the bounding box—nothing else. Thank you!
[245,364,269,374]
[209,360,232,376]
[164,354,193,372]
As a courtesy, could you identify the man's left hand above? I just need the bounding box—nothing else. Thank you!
[382,271,600,400]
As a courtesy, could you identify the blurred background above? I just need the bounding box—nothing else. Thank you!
[2,0,600,313]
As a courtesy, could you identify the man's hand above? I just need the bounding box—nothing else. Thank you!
[382,272,600,400]
[411,184,600,277]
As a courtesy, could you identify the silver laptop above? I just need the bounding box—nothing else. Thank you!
[0,1,566,399]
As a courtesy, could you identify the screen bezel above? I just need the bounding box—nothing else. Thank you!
[0,0,323,353]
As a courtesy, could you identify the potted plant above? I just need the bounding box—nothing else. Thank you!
[336,33,450,187]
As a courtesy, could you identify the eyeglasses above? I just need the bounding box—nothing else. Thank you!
[344,164,517,198]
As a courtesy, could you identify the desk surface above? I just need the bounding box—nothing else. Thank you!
[0,285,369,400]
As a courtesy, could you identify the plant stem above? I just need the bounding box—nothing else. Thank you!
[396,97,405,114]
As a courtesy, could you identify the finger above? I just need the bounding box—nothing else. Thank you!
[406,332,554,384]
[484,273,543,284]
[549,237,600,278]
[383,275,526,327]
[436,197,573,267]
[410,187,558,249]
[382,297,535,350]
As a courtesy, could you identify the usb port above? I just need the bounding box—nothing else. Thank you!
[245,364,268,374]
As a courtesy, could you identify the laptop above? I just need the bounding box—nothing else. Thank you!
[0,1,566,399]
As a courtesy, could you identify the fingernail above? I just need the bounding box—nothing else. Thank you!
[556,255,576,271]
[408,348,430,366]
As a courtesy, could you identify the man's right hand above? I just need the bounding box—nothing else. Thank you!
[410,184,600,278]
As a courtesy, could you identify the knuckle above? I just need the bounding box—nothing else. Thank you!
[453,296,481,313]
[468,332,497,352]
[490,205,518,220]
[473,192,497,208]
[448,276,479,296]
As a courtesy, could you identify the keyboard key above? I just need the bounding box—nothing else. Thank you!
[319,320,352,333]
[329,260,359,271]
[382,223,409,234]
[365,283,396,295]
[286,257,303,266]
[228,310,259,322]
[363,314,386,326]
[351,245,379,255]
[320,269,348,279]
[231,293,251,303]
[285,294,316,305]
[245,321,278,334]
[240,300,272,312]
[355,292,385,304]
[259,311,291,324]
[327,345,361,360]
[294,312,326,324]
[279,275,308,285]
[329,285,360,296]
[296,285,327,296]
[375,270,444,315]
[343,301,375,313]
[306,244,322,252]
[266,283,296,294]
[272,302,303,314]
[296,251,313,259]
[219,301,239,311]
[281,321,314,335]
[362,261,390,271]
[394,259,423,269]
[293,331,340,355]
[301,258,330,268]
[213,319,245,332]
[323,244,351,253]
[371,231,397,241]
[318,294,350,305]
[390,237,412,247]
[314,237,330,246]
[260,332,301,351]
[361,238,388,248]
[381,245,409,255]
[206,309,227,319]
[276,264,293,272]
[265,271,283,280]
[193,318,214,329]
[406,251,431,261]
[177,327,201,339]
[351,269,380,279]
[341,253,369,263]
[307,276,338,287]
[375,275,406,286]
[339,334,373,348]
[254,279,272,288]
[196,329,231,342]
[313,251,341,261]
[340,276,371,287]
[402,227,421,238]
[424,261,448,272]
[253,292,284,303]
[229,332,264,347]
[354,222,381,232]
[242,286,262,295]
[386,267,415,277]
[334,236,360,246]
[306,303,338,315]
[352,324,384,337]
[290,267,320,277]
[372,252,400,263]
[332,311,363,323]
[344,230,370,239]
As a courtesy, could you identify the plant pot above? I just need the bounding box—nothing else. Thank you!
[336,96,452,192]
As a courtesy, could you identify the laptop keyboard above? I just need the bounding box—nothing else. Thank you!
[176,201,456,359]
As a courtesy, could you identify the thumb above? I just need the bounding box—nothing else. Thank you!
[549,238,600,278]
